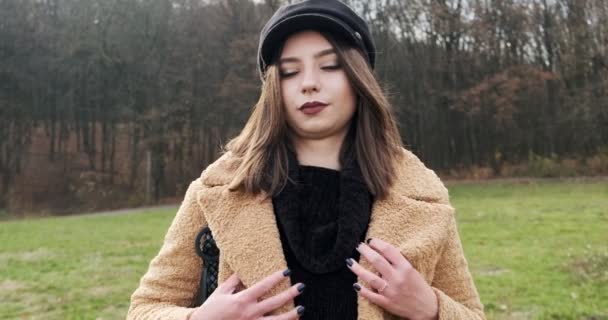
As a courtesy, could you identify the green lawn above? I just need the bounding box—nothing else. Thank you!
[1,180,606,319]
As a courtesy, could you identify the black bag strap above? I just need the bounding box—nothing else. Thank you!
[194,226,220,306]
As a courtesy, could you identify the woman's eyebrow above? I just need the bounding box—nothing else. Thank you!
[279,48,336,64]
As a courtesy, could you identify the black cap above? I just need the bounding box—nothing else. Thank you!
[257,0,375,81]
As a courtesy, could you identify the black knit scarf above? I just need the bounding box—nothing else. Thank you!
[272,147,373,274]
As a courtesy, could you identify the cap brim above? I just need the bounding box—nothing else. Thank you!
[260,13,363,69]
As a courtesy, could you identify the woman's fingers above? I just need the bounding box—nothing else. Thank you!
[256,283,305,315]
[355,242,395,279]
[262,305,305,320]
[239,268,291,302]
[366,238,410,270]
[216,273,242,294]
[199,270,304,320]
[346,257,388,292]
[353,283,389,307]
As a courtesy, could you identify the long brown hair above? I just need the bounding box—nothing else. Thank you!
[223,31,404,200]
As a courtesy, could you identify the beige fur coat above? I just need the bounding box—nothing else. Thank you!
[127,148,485,319]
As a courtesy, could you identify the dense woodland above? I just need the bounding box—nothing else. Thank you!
[1,0,607,214]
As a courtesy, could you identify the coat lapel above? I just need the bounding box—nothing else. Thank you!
[357,190,453,319]
[195,152,292,313]
[196,186,292,312]
[355,150,454,319]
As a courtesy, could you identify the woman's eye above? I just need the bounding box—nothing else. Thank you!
[279,64,341,78]
[322,64,341,70]
[280,71,298,78]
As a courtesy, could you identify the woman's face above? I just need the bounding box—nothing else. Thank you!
[278,30,357,142]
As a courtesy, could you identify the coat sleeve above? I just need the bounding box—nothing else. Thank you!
[430,204,486,320]
[126,179,207,320]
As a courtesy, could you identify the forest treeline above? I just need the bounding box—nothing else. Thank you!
[1,0,607,214]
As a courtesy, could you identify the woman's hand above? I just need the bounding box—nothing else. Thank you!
[190,269,305,320]
[346,238,438,320]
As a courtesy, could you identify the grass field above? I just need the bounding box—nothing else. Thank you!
[1,180,607,319]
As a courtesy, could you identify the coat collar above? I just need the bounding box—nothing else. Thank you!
[199,148,448,204]
[195,148,450,317]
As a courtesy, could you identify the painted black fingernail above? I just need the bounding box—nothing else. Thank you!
[297,283,306,292]
[346,258,354,267]
[353,283,361,291]
[297,306,305,315]
[283,269,291,277]
[366,238,372,244]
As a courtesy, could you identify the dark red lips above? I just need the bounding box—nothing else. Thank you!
[300,101,328,110]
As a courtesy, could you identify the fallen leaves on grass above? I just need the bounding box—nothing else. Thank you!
[566,247,608,283]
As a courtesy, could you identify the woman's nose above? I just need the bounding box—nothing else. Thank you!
[300,68,320,94]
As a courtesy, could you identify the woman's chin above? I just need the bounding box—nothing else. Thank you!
[292,128,332,139]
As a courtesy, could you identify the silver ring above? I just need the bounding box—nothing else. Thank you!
[378,280,389,293]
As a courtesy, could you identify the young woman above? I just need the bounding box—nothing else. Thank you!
[127,1,485,319]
